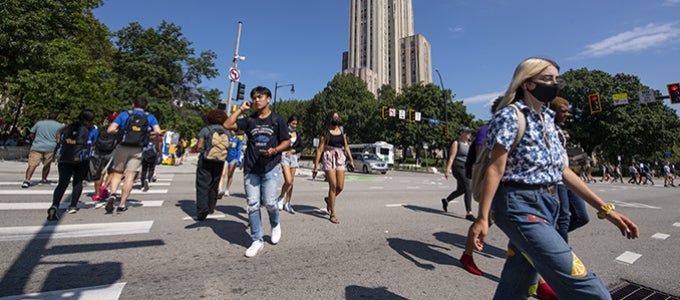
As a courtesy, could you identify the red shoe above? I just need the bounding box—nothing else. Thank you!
[460,253,483,276]
[99,186,110,199]
[536,282,559,300]
[92,194,101,202]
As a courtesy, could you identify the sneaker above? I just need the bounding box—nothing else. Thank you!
[284,203,295,214]
[116,206,128,213]
[40,179,50,184]
[217,191,225,200]
[465,214,476,222]
[21,180,30,188]
[105,196,115,213]
[142,180,149,192]
[225,190,230,197]
[67,206,78,214]
[47,206,59,221]
[277,197,284,210]
[195,211,208,221]
[151,176,157,182]
[98,186,110,199]
[441,198,448,212]
[271,224,281,244]
[244,240,264,257]
[95,201,106,209]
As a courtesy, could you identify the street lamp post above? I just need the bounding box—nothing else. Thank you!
[273,81,295,112]
[434,68,449,160]
[434,68,448,129]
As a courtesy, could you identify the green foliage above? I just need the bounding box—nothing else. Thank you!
[559,68,680,163]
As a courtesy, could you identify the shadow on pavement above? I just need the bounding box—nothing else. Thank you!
[345,285,408,299]
[386,237,456,270]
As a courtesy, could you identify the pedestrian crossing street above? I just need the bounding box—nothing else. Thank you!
[0,174,175,300]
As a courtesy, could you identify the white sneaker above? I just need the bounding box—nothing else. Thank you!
[271,224,281,244]
[225,190,230,197]
[277,197,284,210]
[244,240,264,257]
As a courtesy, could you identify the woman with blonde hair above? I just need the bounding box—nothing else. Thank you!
[313,112,354,224]
[467,57,639,298]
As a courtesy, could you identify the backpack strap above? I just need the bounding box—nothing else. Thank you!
[508,104,526,153]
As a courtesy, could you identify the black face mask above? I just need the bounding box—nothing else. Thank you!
[529,82,559,103]
[330,119,342,126]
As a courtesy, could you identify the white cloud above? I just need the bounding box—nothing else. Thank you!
[458,91,504,104]
[664,0,680,5]
[448,26,463,33]
[580,22,680,57]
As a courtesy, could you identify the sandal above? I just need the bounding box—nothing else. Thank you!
[329,214,339,224]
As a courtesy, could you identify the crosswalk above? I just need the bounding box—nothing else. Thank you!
[0,174,175,299]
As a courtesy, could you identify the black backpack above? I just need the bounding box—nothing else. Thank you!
[120,110,150,146]
[142,141,158,162]
[202,126,230,162]
[59,124,90,163]
[95,130,119,153]
[464,139,477,179]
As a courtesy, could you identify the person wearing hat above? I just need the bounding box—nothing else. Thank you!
[441,126,475,221]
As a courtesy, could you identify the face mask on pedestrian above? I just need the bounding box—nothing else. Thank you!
[288,125,296,132]
[529,82,559,103]
[330,118,342,126]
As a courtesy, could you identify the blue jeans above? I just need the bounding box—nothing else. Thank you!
[492,184,610,300]
[556,184,590,242]
[244,165,281,242]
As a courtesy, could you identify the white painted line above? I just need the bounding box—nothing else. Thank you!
[182,213,227,220]
[673,222,680,227]
[0,221,153,241]
[0,282,126,300]
[615,251,642,265]
[0,189,168,195]
[138,182,171,186]
[651,233,670,240]
[369,186,384,189]
[406,186,420,189]
[385,203,405,207]
[0,201,163,210]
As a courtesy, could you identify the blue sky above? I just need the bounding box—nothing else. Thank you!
[93,0,680,120]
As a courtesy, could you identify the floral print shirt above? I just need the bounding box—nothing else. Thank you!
[486,100,565,184]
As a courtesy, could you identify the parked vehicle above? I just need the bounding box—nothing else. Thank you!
[350,152,389,174]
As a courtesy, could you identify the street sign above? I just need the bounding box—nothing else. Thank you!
[612,93,628,106]
[399,109,406,119]
[428,118,440,124]
[414,112,421,122]
[639,89,655,104]
[389,108,396,117]
[229,67,240,81]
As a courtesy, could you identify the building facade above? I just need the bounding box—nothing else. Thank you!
[342,0,431,96]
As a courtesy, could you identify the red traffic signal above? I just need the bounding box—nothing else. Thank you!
[668,83,680,104]
[588,94,602,113]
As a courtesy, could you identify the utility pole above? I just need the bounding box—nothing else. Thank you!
[224,21,244,114]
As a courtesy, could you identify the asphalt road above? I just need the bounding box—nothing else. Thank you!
[0,158,678,299]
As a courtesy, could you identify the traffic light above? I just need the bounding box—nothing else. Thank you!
[667,83,680,104]
[408,108,415,123]
[236,82,246,100]
[588,94,602,113]
[231,105,238,113]
[381,105,387,120]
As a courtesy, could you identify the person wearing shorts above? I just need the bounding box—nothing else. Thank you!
[313,111,354,224]
[218,130,242,198]
[104,97,161,213]
[23,112,63,188]
[277,115,303,214]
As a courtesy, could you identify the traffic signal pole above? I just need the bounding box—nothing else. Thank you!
[224,21,243,115]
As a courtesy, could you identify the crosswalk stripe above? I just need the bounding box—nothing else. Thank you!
[0,189,168,195]
[0,221,153,241]
[0,201,164,210]
[0,282,126,300]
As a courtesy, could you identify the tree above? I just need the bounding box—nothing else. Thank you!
[111,21,220,137]
[0,0,115,130]
[559,68,680,163]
